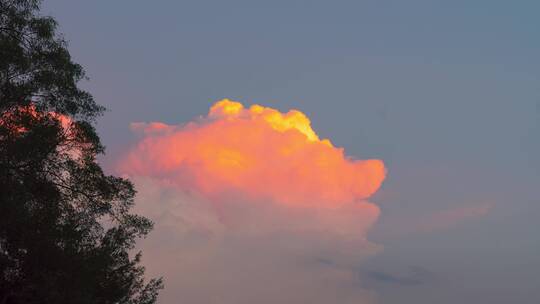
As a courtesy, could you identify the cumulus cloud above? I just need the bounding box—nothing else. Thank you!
[118,99,386,303]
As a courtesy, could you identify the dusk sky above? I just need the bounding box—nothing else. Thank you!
[43,1,539,303]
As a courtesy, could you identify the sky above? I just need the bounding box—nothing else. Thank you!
[43,1,539,303]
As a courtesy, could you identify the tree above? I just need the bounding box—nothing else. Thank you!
[0,1,163,303]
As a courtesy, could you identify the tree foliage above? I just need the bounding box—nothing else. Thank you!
[0,1,163,303]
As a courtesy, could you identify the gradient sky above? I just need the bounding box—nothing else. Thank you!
[44,1,539,303]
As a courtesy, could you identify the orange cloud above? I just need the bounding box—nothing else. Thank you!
[120,99,386,209]
[119,99,387,303]
[0,105,72,134]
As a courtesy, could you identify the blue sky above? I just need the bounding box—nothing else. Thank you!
[44,1,539,303]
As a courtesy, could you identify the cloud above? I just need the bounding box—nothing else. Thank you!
[366,266,435,286]
[118,99,386,303]
[375,202,494,240]
[416,203,493,233]
[120,99,385,209]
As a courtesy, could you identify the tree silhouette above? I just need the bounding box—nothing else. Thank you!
[0,1,163,303]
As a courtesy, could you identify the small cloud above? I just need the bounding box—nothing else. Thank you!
[129,122,175,135]
[379,202,495,239]
[366,266,434,286]
[417,203,493,233]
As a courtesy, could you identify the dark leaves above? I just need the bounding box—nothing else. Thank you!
[0,1,162,303]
